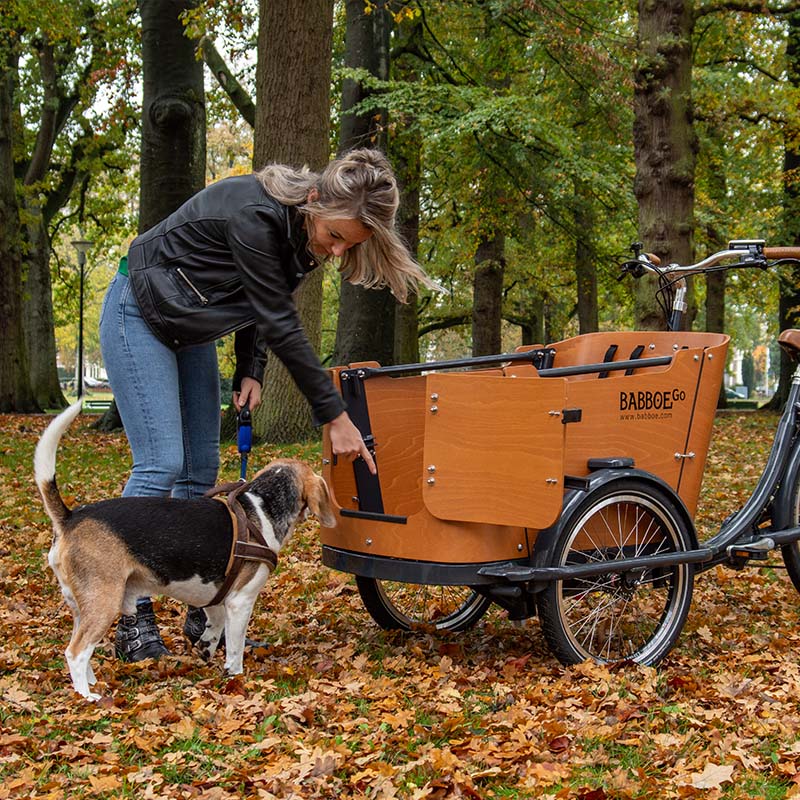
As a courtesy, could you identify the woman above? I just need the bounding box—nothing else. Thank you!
[100,148,434,661]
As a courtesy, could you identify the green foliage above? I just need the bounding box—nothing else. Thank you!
[8,0,800,387]
[4,0,142,376]
[351,0,640,344]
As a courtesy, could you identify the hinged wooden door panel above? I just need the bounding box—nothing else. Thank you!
[422,373,567,529]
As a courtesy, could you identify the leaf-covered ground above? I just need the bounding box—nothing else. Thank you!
[2,410,800,799]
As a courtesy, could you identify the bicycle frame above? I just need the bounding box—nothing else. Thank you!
[702,366,800,559]
[628,239,800,564]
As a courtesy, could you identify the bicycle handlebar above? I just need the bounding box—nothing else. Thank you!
[622,240,800,280]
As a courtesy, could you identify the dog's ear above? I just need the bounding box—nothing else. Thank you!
[307,475,337,528]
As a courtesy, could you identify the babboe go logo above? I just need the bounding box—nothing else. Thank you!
[619,387,687,412]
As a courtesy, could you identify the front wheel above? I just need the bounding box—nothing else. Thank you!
[535,479,695,666]
[355,577,492,632]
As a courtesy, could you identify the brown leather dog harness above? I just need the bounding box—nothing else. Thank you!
[202,480,278,607]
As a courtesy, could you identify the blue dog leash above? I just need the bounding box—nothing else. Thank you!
[237,404,252,481]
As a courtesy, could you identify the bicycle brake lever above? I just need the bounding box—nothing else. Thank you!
[617,260,645,280]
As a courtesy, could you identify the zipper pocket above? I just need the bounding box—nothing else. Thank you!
[175,268,209,305]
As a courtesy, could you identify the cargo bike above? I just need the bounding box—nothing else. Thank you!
[321,240,800,666]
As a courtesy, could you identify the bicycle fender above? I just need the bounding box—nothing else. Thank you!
[530,467,699,569]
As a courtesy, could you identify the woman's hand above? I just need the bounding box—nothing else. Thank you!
[233,377,262,411]
[327,411,376,474]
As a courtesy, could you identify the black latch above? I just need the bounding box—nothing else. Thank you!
[561,408,582,424]
[339,370,384,514]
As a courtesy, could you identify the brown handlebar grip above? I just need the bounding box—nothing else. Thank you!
[764,247,800,259]
[644,253,661,266]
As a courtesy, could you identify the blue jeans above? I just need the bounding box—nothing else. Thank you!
[99,272,220,499]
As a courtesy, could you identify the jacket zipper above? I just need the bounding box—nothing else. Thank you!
[175,268,209,305]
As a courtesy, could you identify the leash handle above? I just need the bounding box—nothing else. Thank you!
[237,404,252,481]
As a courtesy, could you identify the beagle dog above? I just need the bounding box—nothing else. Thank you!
[34,401,336,700]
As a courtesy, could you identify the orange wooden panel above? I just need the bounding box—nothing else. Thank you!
[421,373,567,529]
[674,337,728,514]
[559,344,727,515]
[321,331,730,566]
[321,369,531,564]
[318,506,530,564]
[360,375,428,516]
[542,330,728,373]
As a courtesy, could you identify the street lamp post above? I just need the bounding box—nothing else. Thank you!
[71,236,93,397]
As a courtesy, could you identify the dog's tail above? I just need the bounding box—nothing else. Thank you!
[34,400,82,528]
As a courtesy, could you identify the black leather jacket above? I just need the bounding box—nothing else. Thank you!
[127,174,346,425]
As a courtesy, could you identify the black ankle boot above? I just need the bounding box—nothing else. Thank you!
[115,599,170,662]
[183,607,265,650]
[183,606,226,649]
[183,606,210,644]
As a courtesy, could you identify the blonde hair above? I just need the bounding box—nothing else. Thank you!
[255,148,436,303]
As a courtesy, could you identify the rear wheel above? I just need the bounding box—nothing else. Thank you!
[536,480,694,666]
[781,469,800,592]
[355,577,491,632]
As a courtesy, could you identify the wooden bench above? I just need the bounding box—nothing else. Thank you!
[83,399,112,412]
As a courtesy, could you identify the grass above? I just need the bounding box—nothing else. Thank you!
[3,409,800,798]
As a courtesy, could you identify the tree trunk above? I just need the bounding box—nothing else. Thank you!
[393,142,420,364]
[331,0,395,368]
[97,0,205,432]
[253,0,334,443]
[21,208,65,409]
[138,0,206,235]
[524,296,546,346]
[472,234,505,356]
[701,127,728,408]
[633,0,696,330]
[391,18,423,366]
[573,177,598,334]
[0,54,37,412]
[770,11,800,411]
[703,133,727,338]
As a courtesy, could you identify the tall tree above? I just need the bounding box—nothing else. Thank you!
[633,0,696,330]
[138,0,206,235]
[96,0,205,432]
[331,0,395,368]
[573,175,598,334]
[390,12,423,365]
[253,0,334,442]
[774,9,800,407]
[470,6,514,356]
[8,2,136,410]
[0,1,137,412]
[0,45,36,411]
[471,233,505,355]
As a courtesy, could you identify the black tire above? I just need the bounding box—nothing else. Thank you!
[781,468,800,593]
[535,479,694,666]
[355,576,492,632]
